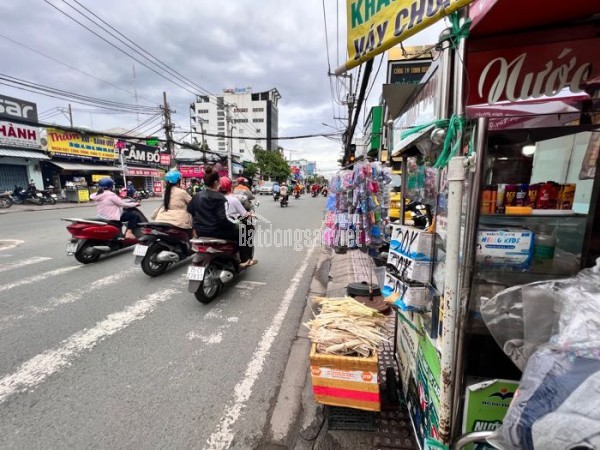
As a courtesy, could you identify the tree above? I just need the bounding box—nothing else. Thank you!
[253,144,291,181]
[242,162,258,178]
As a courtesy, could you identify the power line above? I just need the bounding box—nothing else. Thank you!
[322,0,332,72]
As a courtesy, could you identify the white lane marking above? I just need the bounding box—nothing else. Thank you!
[0,287,178,404]
[227,317,239,323]
[0,256,52,273]
[0,266,80,294]
[204,245,317,450]
[187,331,223,345]
[0,240,24,251]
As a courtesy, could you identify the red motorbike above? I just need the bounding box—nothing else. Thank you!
[187,218,255,304]
[133,222,193,276]
[62,207,148,264]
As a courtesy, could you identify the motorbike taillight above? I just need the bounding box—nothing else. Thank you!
[141,227,154,235]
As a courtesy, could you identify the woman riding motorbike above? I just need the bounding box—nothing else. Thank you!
[187,167,256,268]
[90,177,140,240]
[151,170,193,234]
[220,176,257,267]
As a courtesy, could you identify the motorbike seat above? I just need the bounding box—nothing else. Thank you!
[142,222,190,230]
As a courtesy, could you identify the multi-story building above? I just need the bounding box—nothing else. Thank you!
[189,87,281,163]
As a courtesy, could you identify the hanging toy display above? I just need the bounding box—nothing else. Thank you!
[323,161,391,249]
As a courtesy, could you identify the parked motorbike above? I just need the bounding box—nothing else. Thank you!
[0,191,13,208]
[40,186,58,205]
[280,195,289,207]
[137,189,150,200]
[11,185,43,205]
[62,207,148,264]
[133,222,193,276]
[187,218,256,304]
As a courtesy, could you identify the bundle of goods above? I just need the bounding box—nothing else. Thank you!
[323,161,391,249]
[307,297,389,357]
[480,181,576,215]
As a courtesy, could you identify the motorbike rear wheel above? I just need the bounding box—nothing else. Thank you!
[45,197,56,205]
[141,245,170,277]
[75,242,101,264]
[194,264,221,304]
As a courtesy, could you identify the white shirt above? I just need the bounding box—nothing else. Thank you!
[225,194,247,220]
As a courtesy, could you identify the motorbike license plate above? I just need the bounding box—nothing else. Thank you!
[187,265,205,281]
[133,244,148,256]
[65,242,78,254]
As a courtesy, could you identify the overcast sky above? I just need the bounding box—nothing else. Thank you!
[0,0,445,174]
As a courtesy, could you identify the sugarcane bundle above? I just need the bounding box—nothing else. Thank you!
[306,297,389,357]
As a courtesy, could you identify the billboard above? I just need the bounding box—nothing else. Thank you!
[0,121,41,149]
[0,94,38,122]
[47,128,117,160]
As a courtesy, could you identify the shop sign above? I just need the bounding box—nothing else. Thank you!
[0,121,41,149]
[467,36,600,109]
[160,153,171,166]
[179,165,204,178]
[341,0,473,72]
[388,60,432,85]
[47,128,117,160]
[153,180,163,194]
[0,94,38,122]
[92,174,107,182]
[118,141,161,165]
[126,168,163,177]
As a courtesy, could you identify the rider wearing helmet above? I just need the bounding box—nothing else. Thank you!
[126,180,135,198]
[152,170,192,231]
[91,177,140,240]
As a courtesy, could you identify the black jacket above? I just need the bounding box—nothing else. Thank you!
[187,189,238,239]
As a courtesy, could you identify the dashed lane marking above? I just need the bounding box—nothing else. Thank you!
[0,257,52,273]
[0,266,80,294]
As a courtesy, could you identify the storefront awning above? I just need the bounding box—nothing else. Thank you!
[50,161,121,172]
[0,148,50,160]
[382,84,421,120]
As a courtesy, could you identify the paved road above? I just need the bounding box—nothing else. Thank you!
[0,193,324,449]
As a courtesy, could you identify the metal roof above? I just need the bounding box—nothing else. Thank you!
[0,148,50,160]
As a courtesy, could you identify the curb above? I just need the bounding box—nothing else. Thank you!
[0,197,162,214]
[264,246,333,448]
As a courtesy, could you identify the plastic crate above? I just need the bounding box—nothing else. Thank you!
[326,406,378,431]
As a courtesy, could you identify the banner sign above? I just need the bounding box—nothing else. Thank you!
[341,0,473,73]
[160,153,171,166]
[117,140,161,165]
[0,94,38,122]
[389,60,432,84]
[0,121,41,149]
[125,167,164,177]
[47,128,117,160]
[467,36,600,109]
[179,165,204,178]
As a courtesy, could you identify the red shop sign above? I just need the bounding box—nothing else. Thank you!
[160,153,171,166]
[467,35,600,108]
[153,180,163,193]
[179,165,204,178]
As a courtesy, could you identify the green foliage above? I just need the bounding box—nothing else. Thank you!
[242,162,258,178]
[253,144,291,180]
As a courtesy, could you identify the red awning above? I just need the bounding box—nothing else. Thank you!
[469,0,600,37]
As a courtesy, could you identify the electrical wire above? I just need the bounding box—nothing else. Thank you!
[322,0,332,72]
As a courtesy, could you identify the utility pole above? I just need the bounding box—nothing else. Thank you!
[224,104,235,179]
[68,103,73,127]
[162,91,174,167]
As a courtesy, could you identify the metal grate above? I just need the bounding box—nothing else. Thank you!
[326,406,378,431]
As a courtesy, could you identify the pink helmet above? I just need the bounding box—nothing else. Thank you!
[219,176,232,193]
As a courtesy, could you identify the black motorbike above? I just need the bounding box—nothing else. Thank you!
[134,222,193,276]
[273,191,280,201]
[11,185,43,205]
[40,186,58,205]
[280,195,289,207]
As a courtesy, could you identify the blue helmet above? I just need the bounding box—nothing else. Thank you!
[98,177,114,189]
[165,170,182,184]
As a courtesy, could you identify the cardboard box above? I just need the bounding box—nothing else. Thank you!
[309,344,380,412]
[383,271,433,312]
[462,379,520,450]
[387,248,432,284]
[389,224,434,261]
[476,228,534,270]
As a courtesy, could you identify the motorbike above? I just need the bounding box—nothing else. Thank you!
[280,194,289,207]
[133,222,193,276]
[62,207,148,264]
[311,190,318,198]
[273,191,280,201]
[321,189,328,197]
[40,186,58,205]
[0,191,13,208]
[137,189,150,200]
[187,217,256,304]
[11,185,43,205]
[293,190,301,199]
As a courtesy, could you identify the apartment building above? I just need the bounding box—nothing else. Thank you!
[189,87,281,163]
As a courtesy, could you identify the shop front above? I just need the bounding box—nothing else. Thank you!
[117,140,166,195]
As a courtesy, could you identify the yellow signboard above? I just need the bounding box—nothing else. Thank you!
[339,0,473,73]
[47,128,118,160]
[91,174,109,182]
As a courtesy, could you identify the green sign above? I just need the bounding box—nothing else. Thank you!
[462,379,519,450]
[146,137,159,147]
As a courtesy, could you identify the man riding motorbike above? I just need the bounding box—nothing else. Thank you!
[126,180,135,198]
[187,167,255,268]
[280,183,289,203]
[151,170,193,234]
[220,176,256,267]
[90,177,140,240]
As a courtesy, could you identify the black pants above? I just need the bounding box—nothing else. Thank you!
[239,224,254,263]
[120,210,140,230]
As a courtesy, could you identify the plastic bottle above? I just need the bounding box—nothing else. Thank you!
[533,224,556,271]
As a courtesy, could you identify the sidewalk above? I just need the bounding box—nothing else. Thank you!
[0,197,162,214]
[262,247,417,449]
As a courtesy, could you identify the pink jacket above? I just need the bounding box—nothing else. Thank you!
[91,190,136,220]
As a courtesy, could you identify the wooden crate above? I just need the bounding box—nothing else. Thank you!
[309,344,381,412]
